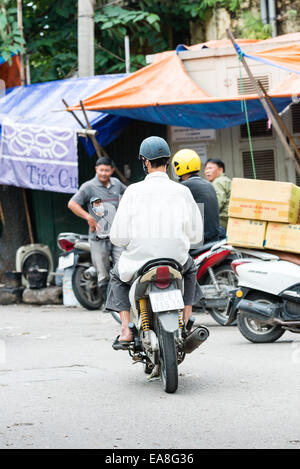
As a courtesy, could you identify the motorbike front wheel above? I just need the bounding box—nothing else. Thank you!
[158,325,178,393]
[202,263,238,326]
[72,266,104,310]
[237,291,285,343]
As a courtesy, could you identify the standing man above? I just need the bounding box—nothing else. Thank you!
[204,158,232,232]
[68,157,127,298]
[172,149,220,244]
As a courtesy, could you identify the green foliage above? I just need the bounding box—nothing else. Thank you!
[94,3,163,73]
[0,0,267,83]
[0,0,25,64]
[240,11,272,39]
[23,0,77,82]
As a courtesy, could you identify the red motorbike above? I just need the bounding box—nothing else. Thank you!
[190,239,238,325]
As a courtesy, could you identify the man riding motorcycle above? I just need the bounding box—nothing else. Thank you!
[172,149,221,243]
[105,136,204,350]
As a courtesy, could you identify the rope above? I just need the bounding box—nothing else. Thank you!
[238,52,257,179]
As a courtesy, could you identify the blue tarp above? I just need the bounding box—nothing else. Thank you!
[0,74,131,154]
[233,42,300,76]
[101,97,292,129]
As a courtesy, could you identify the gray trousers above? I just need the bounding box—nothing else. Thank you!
[90,238,123,284]
[106,255,203,312]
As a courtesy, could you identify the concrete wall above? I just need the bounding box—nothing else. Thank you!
[166,38,300,184]
[190,0,300,43]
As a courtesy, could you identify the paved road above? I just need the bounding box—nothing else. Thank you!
[0,303,300,449]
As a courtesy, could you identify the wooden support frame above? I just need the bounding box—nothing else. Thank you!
[258,80,300,167]
[63,99,130,186]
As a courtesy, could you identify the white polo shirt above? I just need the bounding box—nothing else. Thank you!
[110,171,203,282]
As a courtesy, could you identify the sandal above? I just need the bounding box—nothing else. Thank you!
[112,335,133,351]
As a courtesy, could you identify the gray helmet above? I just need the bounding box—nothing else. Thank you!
[90,196,102,204]
[139,136,171,161]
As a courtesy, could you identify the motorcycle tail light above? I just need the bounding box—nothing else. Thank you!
[58,239,75,252]
[155,266,170,289]
[231,259,252,276]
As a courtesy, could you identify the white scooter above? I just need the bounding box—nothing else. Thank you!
[225,250,300,343]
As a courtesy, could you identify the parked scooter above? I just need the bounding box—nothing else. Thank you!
[57,232,122,323]
[57,232,103,309]
[225,250,300,343]
[192,239,238,325]
[122,257,209,393]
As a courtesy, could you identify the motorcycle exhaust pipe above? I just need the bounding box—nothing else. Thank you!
[238,299,278,323]
[183,326,209,354]
[83,266,97,280]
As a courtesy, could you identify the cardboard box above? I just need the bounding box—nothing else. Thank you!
[228,178,300,224]
[226,217,267,249]
[265,222,300,254]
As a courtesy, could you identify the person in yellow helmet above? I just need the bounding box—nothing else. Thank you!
[172,149,221,244]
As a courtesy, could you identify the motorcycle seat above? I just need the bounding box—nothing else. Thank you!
[265,250,300,267]
[189,240,218,257]
[137,258,183,276]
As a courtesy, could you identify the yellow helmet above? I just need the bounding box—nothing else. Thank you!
[172,149,201,176]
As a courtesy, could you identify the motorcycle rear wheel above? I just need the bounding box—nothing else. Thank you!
[237,291,285,343]
[72,266,103,310]
[158,325,178,393]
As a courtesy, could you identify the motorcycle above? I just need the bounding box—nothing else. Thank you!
[57,232,121,323]
[57,232,104,309]
[191,239,239,325]
[57,233,241,326]
[124,257,209,393]
[225,250,300,343]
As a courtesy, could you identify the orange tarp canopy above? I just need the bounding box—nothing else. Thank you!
[68,34,300,129]
[245,43,300,74]
[70,52,211,111]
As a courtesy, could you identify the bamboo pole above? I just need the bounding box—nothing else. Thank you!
[79,100,130,185]
[258,80,300,169]
[226,29,300,177]
[62,99,86,129]
[63,98,130,185]
[22,189,34,244]
[79,100,105,159]
[0,200,5,227]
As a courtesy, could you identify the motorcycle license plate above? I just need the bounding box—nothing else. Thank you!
[149,289,184,312]
[58,252,75,269]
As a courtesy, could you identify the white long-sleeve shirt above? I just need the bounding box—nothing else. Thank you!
[110,171,203,282]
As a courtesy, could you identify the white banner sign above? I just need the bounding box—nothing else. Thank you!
[178,142,207,163]
[171,126,216,142]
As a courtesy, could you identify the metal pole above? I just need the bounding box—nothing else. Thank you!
[78,0,95,77]
[260,0,268,24]
[226,29,300,177]
[268,0,277,37]
[17,0,25,85]
[25,55,31,85]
